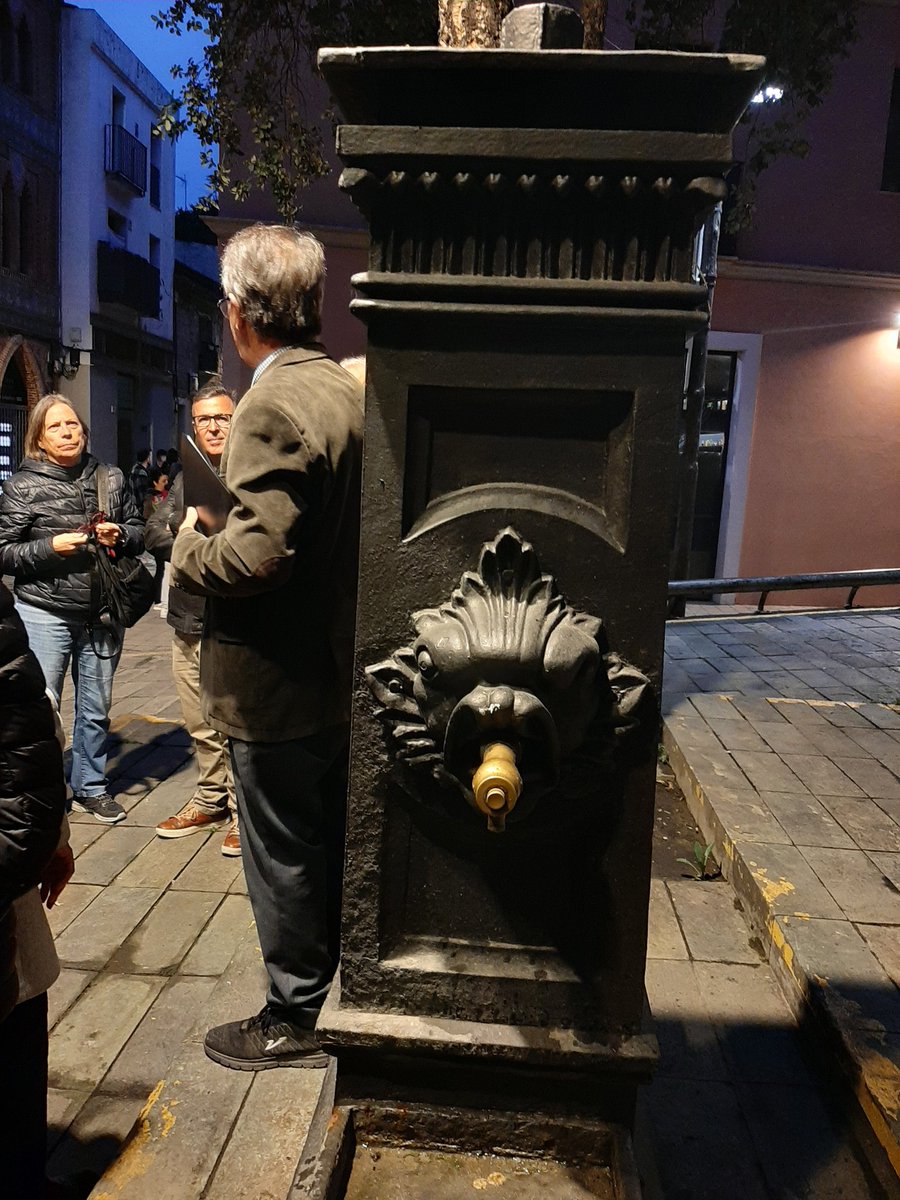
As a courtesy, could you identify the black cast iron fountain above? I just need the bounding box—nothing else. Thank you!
[290,7,764,1197]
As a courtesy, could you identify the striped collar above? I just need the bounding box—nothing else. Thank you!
[251,345,294,387]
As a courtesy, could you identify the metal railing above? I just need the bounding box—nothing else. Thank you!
[668,569,900,616]
[105,124,147,195]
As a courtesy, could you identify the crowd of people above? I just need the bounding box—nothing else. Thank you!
[0,223,365,1196]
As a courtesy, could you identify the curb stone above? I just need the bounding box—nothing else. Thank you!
[663,715,900,1189]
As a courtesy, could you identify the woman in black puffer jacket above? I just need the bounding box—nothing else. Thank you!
[0,395,144,825]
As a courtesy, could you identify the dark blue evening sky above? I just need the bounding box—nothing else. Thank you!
[69,0,214,207]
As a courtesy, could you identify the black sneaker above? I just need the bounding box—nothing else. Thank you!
[71,793,126,824]
[203,1006,329,1071]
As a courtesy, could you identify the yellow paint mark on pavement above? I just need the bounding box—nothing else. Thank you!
[473,1175,507,1190]
[752,866,795,905]
[812,978,900,1165]
[110,712,179,732]
[767,919,796,980]
[92,1079,174,1197]
[857,1083,900,1176]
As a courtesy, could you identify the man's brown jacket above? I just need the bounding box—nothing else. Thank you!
[171,345,363,742]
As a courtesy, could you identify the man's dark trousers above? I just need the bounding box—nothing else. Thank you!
[229,726,348,1027]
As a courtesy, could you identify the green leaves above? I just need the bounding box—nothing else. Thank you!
[157,1,860,226]
[155,0,437,220]
[676,841,720,881]
[626,0,861,231]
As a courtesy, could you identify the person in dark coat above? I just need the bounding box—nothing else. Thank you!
[129,448,152,516]
[0,579,69,1198]
[171,224,362,1071]
[146,380,239,856]
[0,394,144,824]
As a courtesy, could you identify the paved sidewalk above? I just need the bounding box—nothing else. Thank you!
[40,607,896,1198]
[46,612,323,1199]
[663,608,900,1184]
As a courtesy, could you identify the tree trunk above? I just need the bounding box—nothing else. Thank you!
[438,0,513,47]
[581,0,608,49]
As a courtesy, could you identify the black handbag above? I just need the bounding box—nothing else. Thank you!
[93,466,156,629]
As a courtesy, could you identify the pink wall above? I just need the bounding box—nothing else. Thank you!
[714,272,900,606]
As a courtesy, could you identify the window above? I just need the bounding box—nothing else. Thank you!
[882,70,900,193]
[149,133,161,208]
[112,88,125,128]
[1,173,16,270]
[148,234,160,267]
[18,180,30,273]
[15,14,30,95]
[0,3,12,86]
[107,207,127,241]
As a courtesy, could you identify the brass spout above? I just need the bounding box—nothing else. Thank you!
[472,742,522,833]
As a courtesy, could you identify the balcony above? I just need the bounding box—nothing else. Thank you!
[104,124,147,195]
[97,241,160,318]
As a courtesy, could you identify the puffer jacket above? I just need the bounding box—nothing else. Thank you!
[0,454,144,619]
[0,581,66,1021]
[144,472,205,637]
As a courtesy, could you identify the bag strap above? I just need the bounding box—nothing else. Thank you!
[84,619,121,661]
[97,464,110,517]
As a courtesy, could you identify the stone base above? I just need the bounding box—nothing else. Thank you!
[315,974,658,1129]
[289,1060,644,1200]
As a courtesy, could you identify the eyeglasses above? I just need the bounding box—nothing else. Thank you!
[217,297,231,318]
[194,413,233,430]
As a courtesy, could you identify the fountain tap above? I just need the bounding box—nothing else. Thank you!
[472,742,522,833]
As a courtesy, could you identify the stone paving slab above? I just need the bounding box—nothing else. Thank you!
[49,973,168,1092]
[54,887,163,972]
[664,607,900,1183]
[40,615,260,1191]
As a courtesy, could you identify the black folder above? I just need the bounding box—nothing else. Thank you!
[180,433,232,535]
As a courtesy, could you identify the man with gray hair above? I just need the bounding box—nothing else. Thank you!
[171,224,363,1070]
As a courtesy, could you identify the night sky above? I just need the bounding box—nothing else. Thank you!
[68,0,213,208]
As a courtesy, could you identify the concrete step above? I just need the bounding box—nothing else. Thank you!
[664,715,900,1190]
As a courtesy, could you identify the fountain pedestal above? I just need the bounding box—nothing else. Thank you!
[291,34,763,1200]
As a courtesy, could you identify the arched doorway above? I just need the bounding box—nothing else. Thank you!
[0,338,41,481]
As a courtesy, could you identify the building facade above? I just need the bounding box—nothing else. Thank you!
[604,0,900,603]
[58,5,176,470]
[706,0,900,607]
[173,209,223,437]
[0,0,60,479]
[213,2,899,605]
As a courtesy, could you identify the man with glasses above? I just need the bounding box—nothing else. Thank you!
[145,380,240,854]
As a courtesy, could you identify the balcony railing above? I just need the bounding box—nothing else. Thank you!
[97,241,160,318]
[105,124,147,195]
